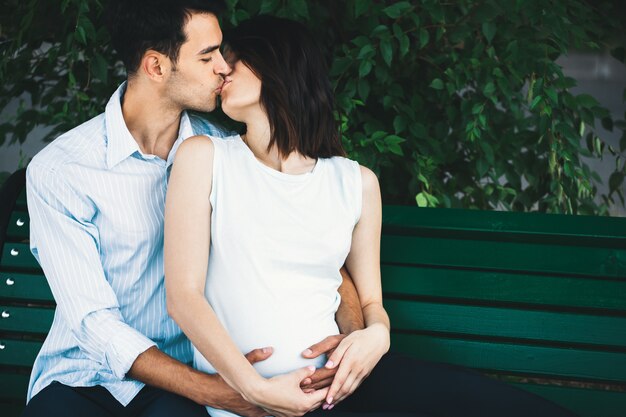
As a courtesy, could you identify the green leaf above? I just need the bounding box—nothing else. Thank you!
[419,28,429,48]
[576,94,600,108]
[383,2,412,19]
[483,82,496,97]
[381,37,393,67]
[476,158,489,177]
[357,44,375,60]
[393,24,410,58]
[430,78,444,90]
[601,117,614,132]
[611,47,626,64]
[480,141,495,165]
[354,0,370,18]
[358,60,373,77]
[482,22,496,44]
[544,87,558,104]
[609,172,624,193]
[290,0,309,18]
[393,115,407,133]
[91,53,108,84]
[530,95,543,110]
[416,192,428,207]
[75,26,87,44]
[385,135,405,155]
[260,0,280,14]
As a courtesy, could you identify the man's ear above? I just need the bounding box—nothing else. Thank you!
[140,50,171,81]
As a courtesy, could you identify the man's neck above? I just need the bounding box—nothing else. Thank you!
[121,80,183,161]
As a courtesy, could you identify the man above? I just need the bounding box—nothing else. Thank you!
[23,1,579,416]
[22,1,358,416]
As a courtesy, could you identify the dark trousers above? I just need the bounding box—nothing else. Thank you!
[23,352,579,417]
[308,351,579,417]
[21,381,208,417]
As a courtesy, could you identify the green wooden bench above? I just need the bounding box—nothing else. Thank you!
[1,168,625,416]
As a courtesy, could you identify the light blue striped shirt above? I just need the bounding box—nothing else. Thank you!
[26,83,229,405]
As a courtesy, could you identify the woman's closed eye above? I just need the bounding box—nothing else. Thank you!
[201,57,212,63]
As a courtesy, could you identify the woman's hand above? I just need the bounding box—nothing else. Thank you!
[244,365,329,417]
[322,323,390,409]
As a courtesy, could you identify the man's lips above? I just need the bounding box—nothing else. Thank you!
[217,80,231,95]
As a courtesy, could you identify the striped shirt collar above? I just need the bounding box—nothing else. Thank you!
[105,82,194,169]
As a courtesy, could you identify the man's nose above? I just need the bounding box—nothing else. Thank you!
[215,51,231,76]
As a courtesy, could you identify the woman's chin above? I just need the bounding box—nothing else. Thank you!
[220,104,244,123]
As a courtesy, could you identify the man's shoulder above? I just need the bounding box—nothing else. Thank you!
[31,113,106,173]
[188,112,235,138]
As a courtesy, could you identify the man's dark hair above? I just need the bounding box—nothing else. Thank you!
[106,0,226,76]
[224,16,345,159]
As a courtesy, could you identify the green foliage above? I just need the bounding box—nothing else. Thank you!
[0,0,123,147]
[1,0,625,214]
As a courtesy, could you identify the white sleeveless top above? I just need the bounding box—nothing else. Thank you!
[193,135,361,417]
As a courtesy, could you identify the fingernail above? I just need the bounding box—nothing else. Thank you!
[308,365,316,372]
[262,347,268,353]
[322,404,329,410]
[325,360,334,368]
[303,378,311,385]
[303,348,312,356]
[327,396,333,404]
[328,404,335,410]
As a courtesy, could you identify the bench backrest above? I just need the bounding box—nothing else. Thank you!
[1,168,625,417]
[0,169,54,417]
[382,205,626,417]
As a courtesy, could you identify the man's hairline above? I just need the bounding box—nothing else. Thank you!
[126,9,220,79]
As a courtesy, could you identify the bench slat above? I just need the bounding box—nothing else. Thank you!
[513,383,626,417]
[6,211,29,240]
[0,371,29,401]
[383,206,626,244]
[381,235,626,279]
[0,403,24,417]
[386,299,626,348]
[0,243,40,270]
[382,264,626,311]
[0,272,53,302]
[0,339,42,367]
[15,189,27,210]
[0,305,54,334]
[392,333,626,383]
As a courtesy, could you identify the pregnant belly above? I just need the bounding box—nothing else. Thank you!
[193,320,339,378]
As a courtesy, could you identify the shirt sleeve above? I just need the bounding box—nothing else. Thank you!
[26,161,156,379]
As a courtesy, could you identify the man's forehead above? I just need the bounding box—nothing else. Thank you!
[182,12,222,51]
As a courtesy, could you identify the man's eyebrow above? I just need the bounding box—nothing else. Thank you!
[197,45,220,55]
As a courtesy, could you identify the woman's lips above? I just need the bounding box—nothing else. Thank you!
[218,80,231,95]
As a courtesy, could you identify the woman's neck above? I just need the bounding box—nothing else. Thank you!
[243,119,317,175]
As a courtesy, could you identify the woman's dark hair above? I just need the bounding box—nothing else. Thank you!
[224,16,345,158]
[106,0,226,76]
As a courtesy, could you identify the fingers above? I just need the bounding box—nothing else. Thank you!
[301,365,337,386]
[289,365,317,385]
[304,386,330,413]
[301,375,334,391]
[324,338,351,370]
[302,334,345,359]
[244,347,274,364]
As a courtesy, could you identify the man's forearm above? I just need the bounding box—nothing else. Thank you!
[336,267,365,334]
[127,346,260,415]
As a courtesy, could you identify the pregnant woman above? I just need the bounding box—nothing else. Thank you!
[164,15,389,417]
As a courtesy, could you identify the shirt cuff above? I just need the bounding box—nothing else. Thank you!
[102,321,157,380]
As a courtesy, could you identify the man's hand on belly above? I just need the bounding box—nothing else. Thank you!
[208,347,274,417]
[299,334,346,391]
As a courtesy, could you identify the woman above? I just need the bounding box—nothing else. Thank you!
[164,16,389,417]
